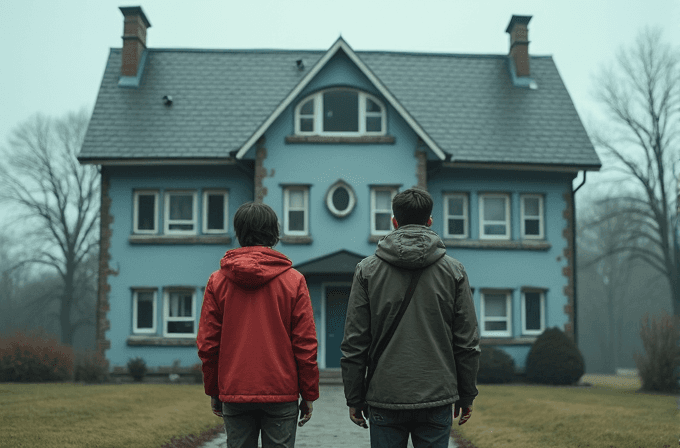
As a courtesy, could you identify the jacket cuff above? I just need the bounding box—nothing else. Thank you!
[455,397,475,409]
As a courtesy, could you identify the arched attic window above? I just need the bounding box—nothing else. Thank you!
[295,88,386,136]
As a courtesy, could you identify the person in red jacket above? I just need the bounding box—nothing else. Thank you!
[197,202,319,448]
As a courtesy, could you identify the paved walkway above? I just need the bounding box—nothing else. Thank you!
[197,384,458,448]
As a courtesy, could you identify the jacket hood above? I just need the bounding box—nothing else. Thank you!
[220,246,292,288]
[375,225,447,270]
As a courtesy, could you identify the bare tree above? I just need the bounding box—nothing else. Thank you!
[591,28,680,317]
[0,109,99,345]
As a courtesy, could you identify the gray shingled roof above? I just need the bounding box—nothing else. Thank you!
[79,47,600,168]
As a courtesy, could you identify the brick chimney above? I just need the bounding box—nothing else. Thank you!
[119,6,151,77]
[505,15,532,78]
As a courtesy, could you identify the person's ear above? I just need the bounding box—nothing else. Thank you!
[427,216,432,227]
[391,217,399,230]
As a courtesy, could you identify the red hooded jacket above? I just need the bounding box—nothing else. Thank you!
[197,246,319,403]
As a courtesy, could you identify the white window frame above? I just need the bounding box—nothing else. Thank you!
[132,289,157,334]
[443,193,469,239]
[283,186,309,236]
[370,187,397,236]
[480,291,512,337]
[202,190,229,234]
[479,193,511,240]
[326,181,356,218]
[521,290,545,336]
[294,88,387,136]
[163,289,196,337]
[520,194,544,239]
[164,191,198,235]
[133,190,159,234]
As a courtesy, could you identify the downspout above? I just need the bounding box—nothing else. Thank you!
[572,171,587,346]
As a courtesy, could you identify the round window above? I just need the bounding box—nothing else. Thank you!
[326,181,356,218]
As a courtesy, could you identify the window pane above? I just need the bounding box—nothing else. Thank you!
[483,197,505,221]
[366,98,381,112]
[167,321,194,334]
[485,321,507,332]
[300,99,314,115]
[484,224,507,235]
[448,197,464,216]
[207,194,225,230]
[525,219,540,235]
[375,213,391,231]
[289,190,304,208]
[170,195,193,220]
[323,90,358,132]
[332,187,350,212]
[524,197,539,216]
[300,118,313,132]
[485,295,507,317]
[525,293,541,330]
[288,210,305,231]
[170,293,192,317]
[137,195,155,230]
[136,292,154,329]
[366,116,382,132]
[448,219,465,236]
[375,190,392,210]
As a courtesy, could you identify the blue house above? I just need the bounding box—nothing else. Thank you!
[78,7,601,374]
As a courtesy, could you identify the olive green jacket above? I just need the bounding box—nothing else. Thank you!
[341,225,480,410]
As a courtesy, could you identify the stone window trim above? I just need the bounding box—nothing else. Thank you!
[285,135,395,144]
[126,336,196,346]
[443,239,551,250]
[279,235,313,245]
[128,235,232,245]
[479,338,537,346]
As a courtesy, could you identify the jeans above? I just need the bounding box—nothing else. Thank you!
[368,404,452,448]
[222,401,298,448]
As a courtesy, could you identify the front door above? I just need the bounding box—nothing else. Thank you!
[325,284,351,368]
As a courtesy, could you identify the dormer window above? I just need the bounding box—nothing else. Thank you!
[295,89,386,136]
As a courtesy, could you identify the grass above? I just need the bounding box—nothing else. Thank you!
[454,374,680,448]
[0,383,222,448]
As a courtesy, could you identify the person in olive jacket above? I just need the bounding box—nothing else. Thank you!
[341,188,480,448]
[197,202,319,448]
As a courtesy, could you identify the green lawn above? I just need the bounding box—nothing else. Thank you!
[0,383,222,448]
[455,374,680,448]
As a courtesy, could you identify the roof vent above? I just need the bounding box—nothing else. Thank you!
[163,95,173,106]
[296,59,305,71]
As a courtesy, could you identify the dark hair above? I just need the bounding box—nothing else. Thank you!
[233,202,280,247]
[392,188,433,226]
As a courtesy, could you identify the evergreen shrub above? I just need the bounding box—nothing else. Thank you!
[477,346,516,383]
[633,312,680,393]
[0,329,74,382]
[127,357,147,382]
[525,327,585,385]
[191,362,203,384]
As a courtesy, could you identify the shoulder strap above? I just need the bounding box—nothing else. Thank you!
[364,267,424,392]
